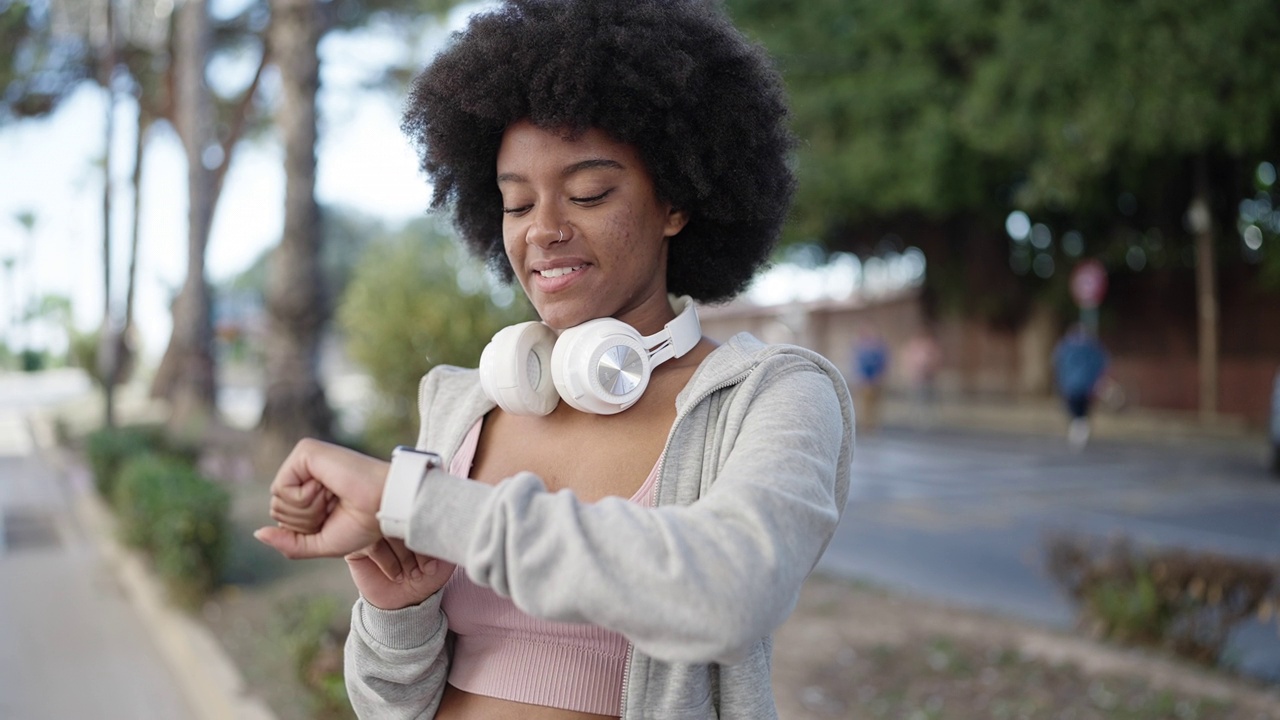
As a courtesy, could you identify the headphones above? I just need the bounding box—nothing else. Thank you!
[479,295,701,416]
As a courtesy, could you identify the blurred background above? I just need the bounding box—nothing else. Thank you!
[2,0,1278,449]
[2,0,1280,712]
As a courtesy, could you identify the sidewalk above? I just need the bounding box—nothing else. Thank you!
[877,389,1265,448]
[10,373,278,720]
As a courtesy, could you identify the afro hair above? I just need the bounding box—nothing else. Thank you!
[401,0,795,304]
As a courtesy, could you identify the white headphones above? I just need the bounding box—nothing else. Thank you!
[479,295,701,416]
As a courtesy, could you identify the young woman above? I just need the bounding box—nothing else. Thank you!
[255,1,855,717]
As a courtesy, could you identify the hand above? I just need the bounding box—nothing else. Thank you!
[347,538,456,610]
[254,438,388,559]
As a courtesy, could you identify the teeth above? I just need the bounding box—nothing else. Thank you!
[539,265,583,278]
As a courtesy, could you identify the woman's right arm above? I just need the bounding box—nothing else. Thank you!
[345,591,451,719]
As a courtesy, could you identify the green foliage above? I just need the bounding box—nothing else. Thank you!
[1045,534,1280,667]
[728,0,1009,240]
[727,0,1280,311]
[337,218,532,453]
[956,0,1280,209]
[113,453,230,608]
[280,595,354,720]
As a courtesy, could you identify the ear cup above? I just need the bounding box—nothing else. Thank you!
[551,318,652,415]
[479,321,560,416]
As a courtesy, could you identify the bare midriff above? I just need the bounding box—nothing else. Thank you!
[435,684,618,720]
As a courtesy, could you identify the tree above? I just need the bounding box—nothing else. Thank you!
[252,0,466,467]
[254,0,331,470]
[148,0,273,433]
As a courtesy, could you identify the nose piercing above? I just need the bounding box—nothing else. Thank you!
[558,228,565,243]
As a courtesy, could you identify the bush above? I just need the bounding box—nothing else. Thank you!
[113,454,230,607]
[1045,533,1280,666]
[281,595,355,719]
[85,425,167,500]
[337,220,531,454]
[85,425,200,501]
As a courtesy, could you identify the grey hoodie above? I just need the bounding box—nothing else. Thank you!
[345,332,855,718]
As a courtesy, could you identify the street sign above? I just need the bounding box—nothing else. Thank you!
[1070,259,1108,309]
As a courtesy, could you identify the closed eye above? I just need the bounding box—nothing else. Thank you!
[572,189,612,205]
[502,205,532,216]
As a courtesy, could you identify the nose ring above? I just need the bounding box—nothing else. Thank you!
[558,228,565,243]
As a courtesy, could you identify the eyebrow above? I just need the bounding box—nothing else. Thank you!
[496,157,626,185]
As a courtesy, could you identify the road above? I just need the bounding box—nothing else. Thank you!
[820,425,1280,682]
[0,370,195,719]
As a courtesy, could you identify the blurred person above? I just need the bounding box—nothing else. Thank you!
[1052,324,1109,451]
[901,328,941,427]
[253,2,855,718]
[851,327,890,433]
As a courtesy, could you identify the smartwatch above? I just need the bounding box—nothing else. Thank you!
[377,446,442,539]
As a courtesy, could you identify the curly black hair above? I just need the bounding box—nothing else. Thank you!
[401,0,795,304]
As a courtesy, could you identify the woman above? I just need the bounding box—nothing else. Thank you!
[255,1,855,717]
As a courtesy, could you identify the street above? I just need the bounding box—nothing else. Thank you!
[822,426,1280,682]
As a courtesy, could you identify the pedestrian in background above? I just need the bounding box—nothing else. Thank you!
[852,327,890,433]
[902,328,941,427]
[1052,324,1109,450]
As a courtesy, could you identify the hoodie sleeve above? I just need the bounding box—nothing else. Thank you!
[344,593,450,719]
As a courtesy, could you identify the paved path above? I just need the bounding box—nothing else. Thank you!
[0,422,196,719]
[820,425,1280,682]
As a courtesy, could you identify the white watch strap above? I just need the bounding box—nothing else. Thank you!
[377,446,440,539]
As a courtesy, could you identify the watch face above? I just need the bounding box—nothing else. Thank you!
[596,343,643,397]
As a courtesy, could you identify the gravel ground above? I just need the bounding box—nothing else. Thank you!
[772,574,1280,720]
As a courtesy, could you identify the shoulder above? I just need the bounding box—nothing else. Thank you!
[416,365,492,449]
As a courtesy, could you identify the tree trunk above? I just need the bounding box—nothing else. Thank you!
[153,0,218,437]
[1190,157,1219,422]
[99,0,118,428]
[256,0,332,472]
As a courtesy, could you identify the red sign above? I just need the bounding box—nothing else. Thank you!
[1070,259,1108,309]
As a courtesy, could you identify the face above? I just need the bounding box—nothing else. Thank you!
[496,120,688,332]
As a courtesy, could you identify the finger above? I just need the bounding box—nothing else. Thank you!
[386,538,422,580]
[365,539,406,580]
[269,498,326,532]
[254,525,325,560]
[416,554,439,576]
[282,479,323,507]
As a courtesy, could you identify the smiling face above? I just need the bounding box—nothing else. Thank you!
[497,120,688,333]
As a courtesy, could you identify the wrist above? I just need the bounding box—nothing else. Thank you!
[377,446,442,540]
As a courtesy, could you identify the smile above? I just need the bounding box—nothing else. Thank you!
[538,265,585,279]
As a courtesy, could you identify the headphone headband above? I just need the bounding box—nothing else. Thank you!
[644,295,701,366]
[480,295,702,416]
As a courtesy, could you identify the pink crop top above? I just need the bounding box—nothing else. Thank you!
[439,419,657,716]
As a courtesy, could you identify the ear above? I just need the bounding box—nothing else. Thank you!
[663,206,690,238]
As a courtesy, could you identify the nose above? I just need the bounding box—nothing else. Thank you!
[526,211,569,248]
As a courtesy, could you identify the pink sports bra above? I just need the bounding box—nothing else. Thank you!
[439,419,658,716]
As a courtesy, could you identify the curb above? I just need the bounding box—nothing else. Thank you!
[34,412,280,720]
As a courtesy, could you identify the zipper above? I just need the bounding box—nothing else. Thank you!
[617,367,752,718]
